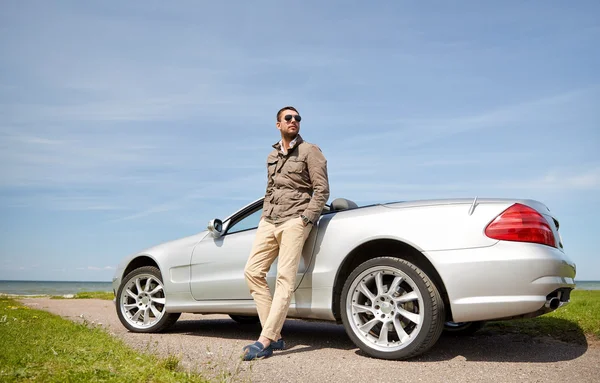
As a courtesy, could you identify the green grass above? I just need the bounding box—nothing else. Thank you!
[0,296,210,382]
[50,291,115,300]
[484,290,600,344]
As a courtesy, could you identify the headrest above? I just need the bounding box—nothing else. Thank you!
[331,198,358,211]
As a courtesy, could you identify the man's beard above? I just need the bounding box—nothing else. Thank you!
[281,130,298,141]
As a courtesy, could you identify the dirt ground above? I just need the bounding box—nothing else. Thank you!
[20,298,600,383]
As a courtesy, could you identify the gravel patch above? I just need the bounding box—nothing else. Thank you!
[20,298,600,383]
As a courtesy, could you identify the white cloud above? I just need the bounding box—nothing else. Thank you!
[87,266,115,271]
[333,166,600,204]
[113,172,265,222]
[0,122,267,213]
[523,167,600,190]
[328,150,536,177]
[4,195,129,211]
[337,87,593,150]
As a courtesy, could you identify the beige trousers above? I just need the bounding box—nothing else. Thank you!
[244,217,313,341]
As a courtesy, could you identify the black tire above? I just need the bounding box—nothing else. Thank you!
[116,266,180,333]
[443,321,485,335]
[229,315,260,324]
[340,257,445,360]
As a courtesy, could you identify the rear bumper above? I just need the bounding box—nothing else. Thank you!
[426,241,576,323]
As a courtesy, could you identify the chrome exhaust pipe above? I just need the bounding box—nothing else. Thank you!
[545,297,560,310]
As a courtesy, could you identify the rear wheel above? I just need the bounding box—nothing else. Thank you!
[116,266,180,332]
[341,257,445,360]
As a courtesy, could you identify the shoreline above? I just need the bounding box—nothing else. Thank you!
[1,293,76,298]
[1,291,114,300]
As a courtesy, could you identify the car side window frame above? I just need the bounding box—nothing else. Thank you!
[223,202,264,236]
[221,201,334,236]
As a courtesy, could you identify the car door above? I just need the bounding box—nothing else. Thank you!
[189,201,318,300]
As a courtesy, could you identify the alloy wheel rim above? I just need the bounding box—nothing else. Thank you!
[346,266,425,352]
[120,273,166,329]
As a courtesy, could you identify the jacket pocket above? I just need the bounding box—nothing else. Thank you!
[287,160,305,173]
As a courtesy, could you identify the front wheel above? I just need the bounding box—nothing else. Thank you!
[341,257,445,360]
[116,266,180,332]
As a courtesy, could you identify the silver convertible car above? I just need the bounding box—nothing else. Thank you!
[112,196,576,360]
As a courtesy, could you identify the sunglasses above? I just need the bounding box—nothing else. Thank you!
[284,114,302,122]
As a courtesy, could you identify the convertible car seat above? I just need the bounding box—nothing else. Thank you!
[330,198,358,212]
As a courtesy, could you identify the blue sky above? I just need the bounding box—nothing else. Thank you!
[0,1,598,282]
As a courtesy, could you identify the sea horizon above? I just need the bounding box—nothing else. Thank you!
[0,279,112,283]
[2,279,600,283]
[0,280,114,296]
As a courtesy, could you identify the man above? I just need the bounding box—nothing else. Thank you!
[242,106,330,361]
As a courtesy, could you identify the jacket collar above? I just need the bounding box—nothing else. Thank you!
[272,134,304,154]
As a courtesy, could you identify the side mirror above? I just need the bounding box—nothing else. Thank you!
[207,218,223,238]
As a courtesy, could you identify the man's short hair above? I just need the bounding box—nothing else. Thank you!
[276,106,299,122]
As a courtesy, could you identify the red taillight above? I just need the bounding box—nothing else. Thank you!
[485,203,556,247]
